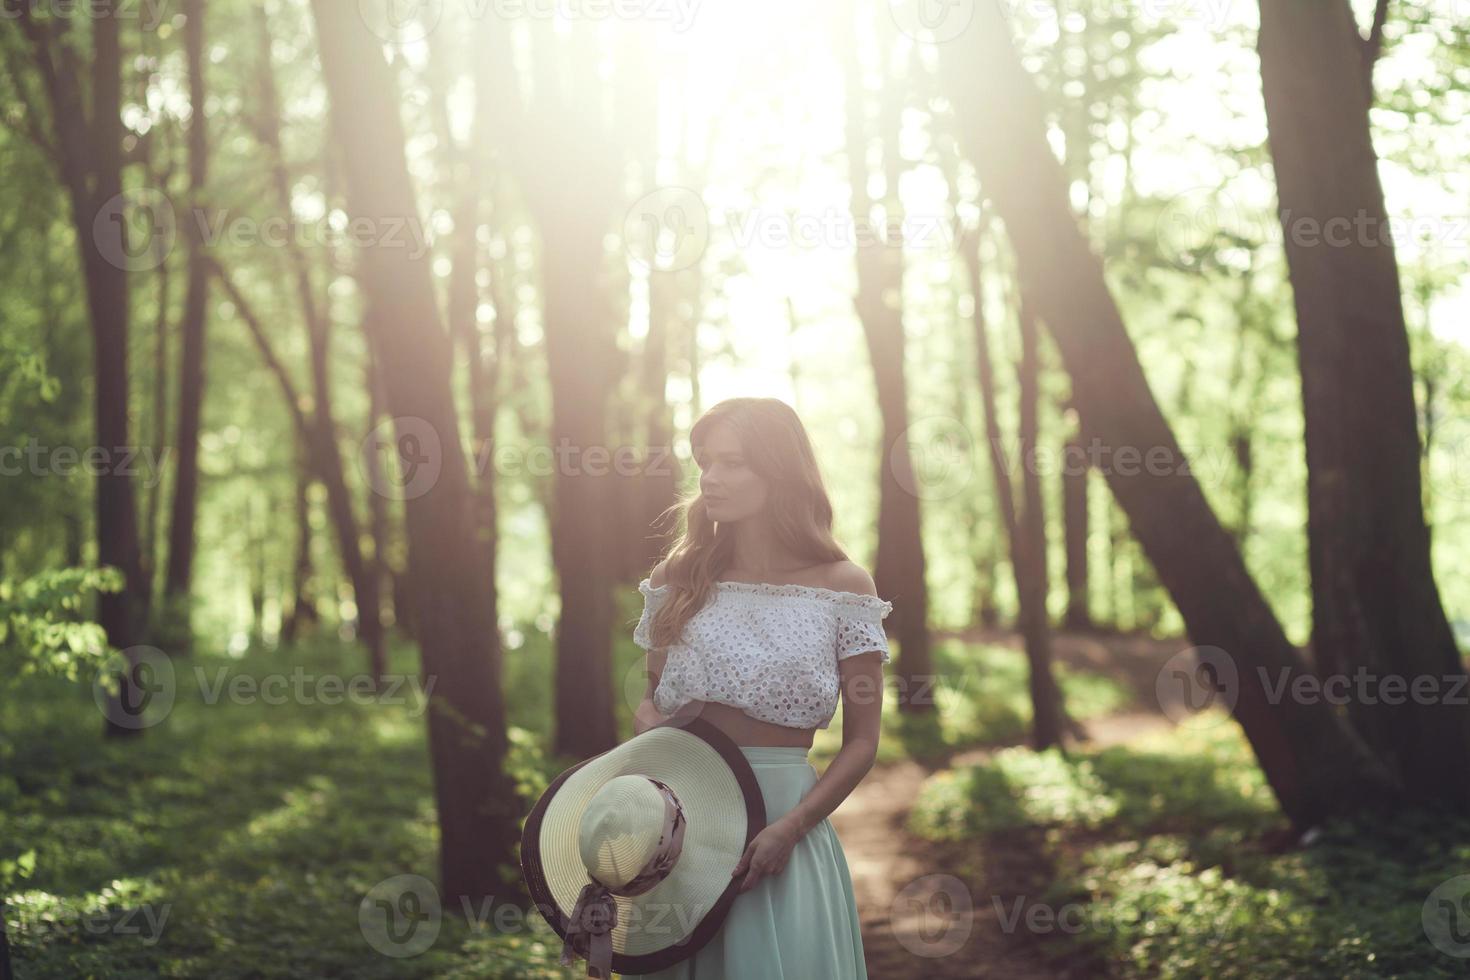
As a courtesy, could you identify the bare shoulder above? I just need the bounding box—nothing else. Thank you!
[823,560,878,597]
[648,558,670,589]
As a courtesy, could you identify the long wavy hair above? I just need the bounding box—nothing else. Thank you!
[643,397,849,649]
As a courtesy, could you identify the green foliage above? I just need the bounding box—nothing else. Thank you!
[910,746,1121,837]
[1,638,579,979]
[909,724,1470,978]
[812,638,1130,766]
[0,566,122,683]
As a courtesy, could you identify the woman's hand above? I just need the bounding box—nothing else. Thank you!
[730,816,802,893]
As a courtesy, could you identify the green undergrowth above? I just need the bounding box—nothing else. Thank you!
[2,637,576,979]
[909,720,1470,978]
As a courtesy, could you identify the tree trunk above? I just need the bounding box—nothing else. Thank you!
[365,349,398,636]
[309,0,520,908]
[140,47,173,599]
[1256,0,1470,808]
[515,23,624,759]
[640,269,682,569]
[281,438,319,645]
[250,5,385,679]
[938,0,1391,828]
[426,15,502,620]
[164,0,210,612]
[1016,294,1065,747]
[19,3,150,726]
[248,498,266,648]
[1061,409,1093,632]
[961,230,1065,748]
[841,16,932,703]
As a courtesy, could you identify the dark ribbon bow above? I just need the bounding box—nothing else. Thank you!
[560,880,619,979]
[559,777,686,978]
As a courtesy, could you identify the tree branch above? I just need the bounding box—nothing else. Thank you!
[206,256,313,441]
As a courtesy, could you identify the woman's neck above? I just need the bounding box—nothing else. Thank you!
[727,518,806,575]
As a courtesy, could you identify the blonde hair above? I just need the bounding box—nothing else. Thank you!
[645,397,849,649]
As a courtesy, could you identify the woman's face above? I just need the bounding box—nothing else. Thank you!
[694,422,768,522]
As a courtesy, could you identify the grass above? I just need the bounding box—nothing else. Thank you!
[814,636,1132,767]
[1,636,577,979]
[909,719,1470,978]
[0,604,1134,978]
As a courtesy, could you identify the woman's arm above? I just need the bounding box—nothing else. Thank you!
[633,646,670,736]
[781,651,883,836]
[731,650,883,892]
[780,560,886,834]
[633,560,672,737]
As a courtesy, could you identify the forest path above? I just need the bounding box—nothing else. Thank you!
[829,629,1182,978]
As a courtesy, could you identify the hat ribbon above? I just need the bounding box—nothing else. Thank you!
[560,777,687,978]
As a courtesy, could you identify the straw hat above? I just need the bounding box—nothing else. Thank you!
[520,717,767,978]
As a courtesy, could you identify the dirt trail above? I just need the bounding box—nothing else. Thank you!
[828,629,1181,978]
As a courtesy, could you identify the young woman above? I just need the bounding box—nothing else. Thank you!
[623,396,893,979]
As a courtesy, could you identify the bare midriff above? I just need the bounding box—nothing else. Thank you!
[664,699,816,749]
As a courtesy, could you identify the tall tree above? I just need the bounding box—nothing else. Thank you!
[938,0,1391,828]
[309,0,520,907]
[164,0,211,616]
[1256,0,1470,808]
[841,8,933,703]
[247,6,385,678]
[423,12,503,632]
[280,435,319,644]
[1015,292,1066,746]
[511,22,627,758]
[1060,405,1093,631]
[960,224,1066,747]
[13,2,149,732]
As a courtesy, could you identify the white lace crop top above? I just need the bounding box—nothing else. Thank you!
[632,577,894,730]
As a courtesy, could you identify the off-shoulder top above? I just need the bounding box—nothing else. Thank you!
[632,577,894,730]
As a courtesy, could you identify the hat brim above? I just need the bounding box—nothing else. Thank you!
[520,717,767,974]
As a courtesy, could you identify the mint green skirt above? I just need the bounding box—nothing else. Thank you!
[620,745,869,979]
